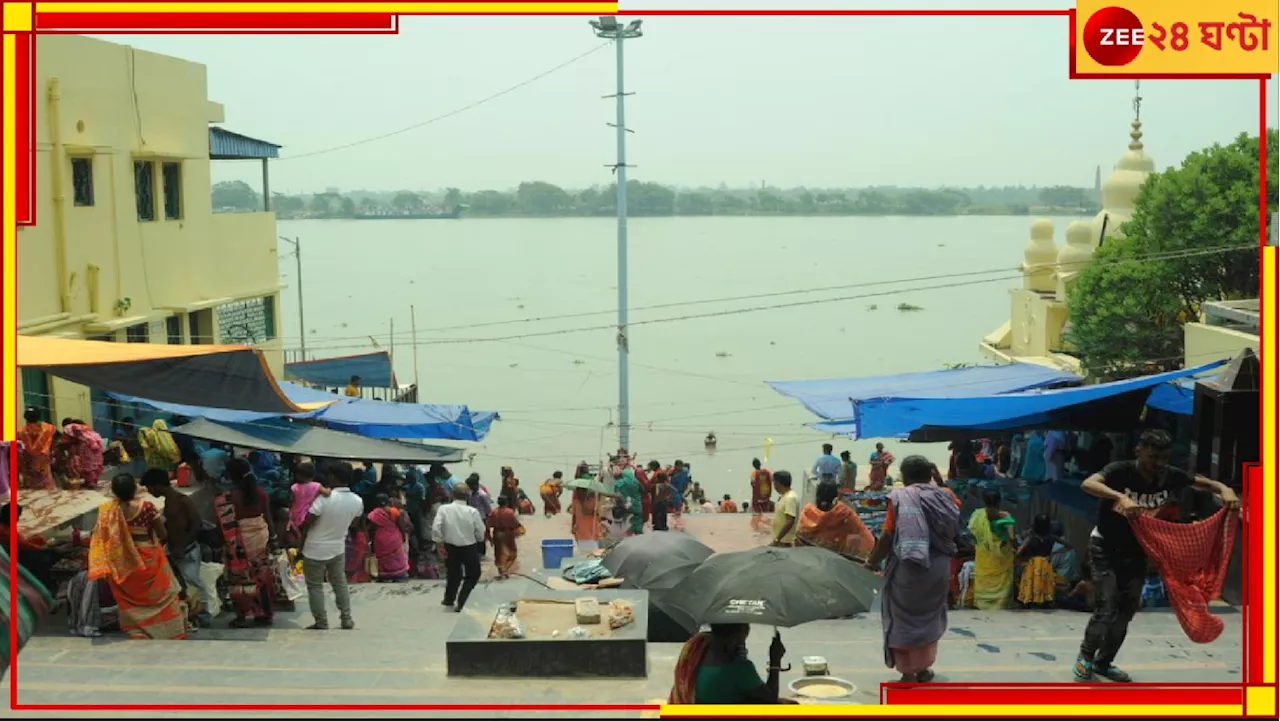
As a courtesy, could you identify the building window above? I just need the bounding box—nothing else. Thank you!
[71,156,94,207]
[166,315,182,345]
[20,368,51,422]
[134,160,155,221]
[217,297,277,344]
[126,323,149,343]
[162,161,182,220]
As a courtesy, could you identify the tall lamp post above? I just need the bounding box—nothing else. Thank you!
[278,236,306,360]
[590,15,642,451]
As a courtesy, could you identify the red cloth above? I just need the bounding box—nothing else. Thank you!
[1130,508,1237,644]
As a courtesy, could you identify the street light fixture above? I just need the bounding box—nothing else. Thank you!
[589,15,642,451]
[278,235,306,359]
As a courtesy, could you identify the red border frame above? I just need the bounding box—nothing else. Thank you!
[4,3,1274,716]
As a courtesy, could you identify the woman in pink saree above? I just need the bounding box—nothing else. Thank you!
[288,461,326,534]
[368,495,411,581]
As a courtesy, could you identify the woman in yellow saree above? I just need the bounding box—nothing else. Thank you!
[967,488,1015,610]
[88,474,188,640]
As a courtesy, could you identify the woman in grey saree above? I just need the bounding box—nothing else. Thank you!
[867,455,962,682]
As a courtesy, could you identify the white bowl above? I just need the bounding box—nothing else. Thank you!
[788,675,857,700]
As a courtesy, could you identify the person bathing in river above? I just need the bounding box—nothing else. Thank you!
[719,494,738,514]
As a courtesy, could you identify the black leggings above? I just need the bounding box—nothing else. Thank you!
[1078,538,1146,667]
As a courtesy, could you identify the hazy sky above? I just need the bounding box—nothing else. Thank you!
[100,0,1277,194]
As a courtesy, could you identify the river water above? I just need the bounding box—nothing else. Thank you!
[276,215,1077,501]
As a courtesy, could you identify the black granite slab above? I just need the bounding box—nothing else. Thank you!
[446,586,649,678]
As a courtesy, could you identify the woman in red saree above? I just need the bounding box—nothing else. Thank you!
[540,472,564,517]
[796,482,875,559]
[88,474,187,640]
[346,524,372,583]
[17,408,56,490]
[368,496,411,581]
[868,443,896,490]
[61,420,105,488]
[217,459,277,628]
[487,496,524,577]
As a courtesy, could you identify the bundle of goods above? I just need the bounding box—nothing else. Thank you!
[607,600,635,630]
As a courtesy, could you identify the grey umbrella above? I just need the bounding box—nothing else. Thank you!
[619,556,703,591]
[653,545,883,630]
[600,531,713,579]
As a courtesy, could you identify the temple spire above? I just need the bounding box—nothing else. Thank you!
[1129,80,1143,151]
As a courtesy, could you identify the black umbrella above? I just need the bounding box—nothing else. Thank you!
[620,556,703,591]
[654,545,882,630]
[600,531,713,580]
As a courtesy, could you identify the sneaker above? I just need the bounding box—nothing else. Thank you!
[306,622,329,630]
[1094,664,1132,683]
[1072,655,1094,680]
[341,618,355,630]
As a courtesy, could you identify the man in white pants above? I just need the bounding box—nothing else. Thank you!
[299,461,365,630]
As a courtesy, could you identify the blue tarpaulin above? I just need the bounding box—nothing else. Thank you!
[769,363,1080,438]
[107,381,497,442]
[1145,379,1196,416]
[849,361,1224,439]
[284,352,395,389]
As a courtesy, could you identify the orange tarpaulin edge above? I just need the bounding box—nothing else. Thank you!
[17,335,253,365]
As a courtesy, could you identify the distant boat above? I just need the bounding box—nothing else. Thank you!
[352,206,463,220]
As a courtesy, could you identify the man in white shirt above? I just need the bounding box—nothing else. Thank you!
[432,484,487,612]
[299,461,365,630]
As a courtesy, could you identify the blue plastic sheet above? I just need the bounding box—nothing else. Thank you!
[1145,379,1196,416]
[284,352,395,389]
[108,381,498,442]
[768,364,1080,421]
[851,361,1223,439]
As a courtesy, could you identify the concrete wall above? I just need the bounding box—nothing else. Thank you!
[18,35,282,426]
[1184,322,1259,367]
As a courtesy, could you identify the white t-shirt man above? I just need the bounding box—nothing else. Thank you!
[302,488,364,561]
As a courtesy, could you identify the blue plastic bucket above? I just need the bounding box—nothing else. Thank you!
[540,538,576,569]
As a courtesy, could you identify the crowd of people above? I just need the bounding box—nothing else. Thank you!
[668,429,1240,702]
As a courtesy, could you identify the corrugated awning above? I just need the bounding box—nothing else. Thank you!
[209,126,281,160]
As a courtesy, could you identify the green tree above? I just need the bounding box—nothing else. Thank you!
[1068,129,1276,378]
[675,191,714,216]
[516,181,571,215]
[273,194,305,214]
[392,191,424,211]
[443,187,463,209]
[211,180,259,211]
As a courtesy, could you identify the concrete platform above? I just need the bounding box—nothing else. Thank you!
[446,586,649,678]
[6,514,1244,715]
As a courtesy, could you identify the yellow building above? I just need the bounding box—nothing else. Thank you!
[17,35,285,432]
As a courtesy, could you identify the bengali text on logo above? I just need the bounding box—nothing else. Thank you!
[1075,1,1276,75]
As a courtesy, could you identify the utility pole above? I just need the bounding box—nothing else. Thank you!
[279,236,305,360]
[590,15,642,451]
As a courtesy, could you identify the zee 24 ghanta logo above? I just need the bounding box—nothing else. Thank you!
[1082,6,1271,66]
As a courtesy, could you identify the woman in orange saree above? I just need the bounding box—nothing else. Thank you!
[795,481,875,559]
[868,443,896,490]
[487,496,524,577]
[570,488,601,554]
[16,408,56,490]
[88,474,187,640]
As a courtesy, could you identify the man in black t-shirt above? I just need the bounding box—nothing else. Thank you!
[1073,429,1238,682]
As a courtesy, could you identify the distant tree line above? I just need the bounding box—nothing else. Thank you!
[212,180,1100,219]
